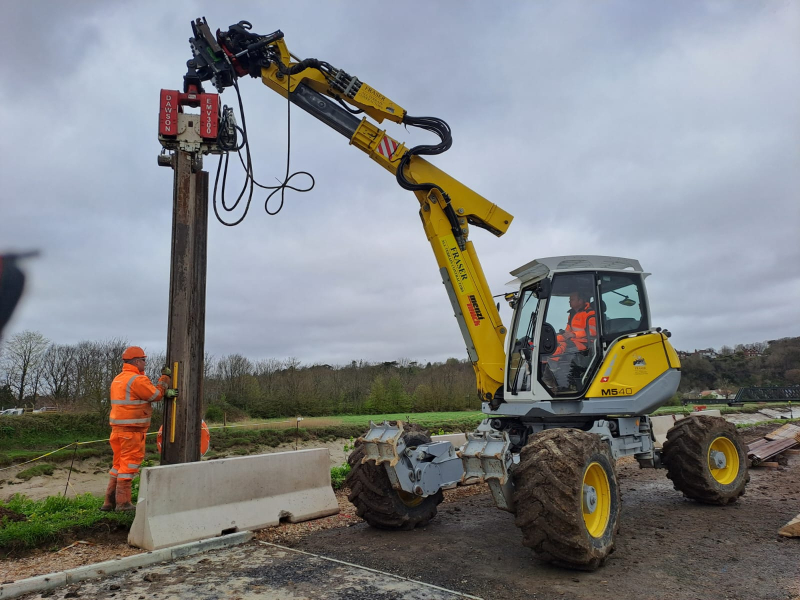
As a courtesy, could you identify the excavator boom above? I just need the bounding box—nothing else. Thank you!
[185,17,513,403]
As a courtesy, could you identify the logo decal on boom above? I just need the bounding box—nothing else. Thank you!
[441,235,474,294]
[466,294,485,326]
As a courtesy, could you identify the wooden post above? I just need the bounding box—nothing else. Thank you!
[161,150,208,465]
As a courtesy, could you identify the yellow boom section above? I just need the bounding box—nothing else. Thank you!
[256,47,514,401]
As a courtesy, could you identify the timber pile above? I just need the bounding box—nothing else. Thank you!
[779,513,800,538]
[747,423,800,466]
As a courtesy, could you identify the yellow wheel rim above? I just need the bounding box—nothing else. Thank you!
[582,462,611,538]
[397,490,424,507]
[708,436,739,485]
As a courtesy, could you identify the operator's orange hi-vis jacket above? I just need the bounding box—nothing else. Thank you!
[109,364,168,432]
[553,303,597,358]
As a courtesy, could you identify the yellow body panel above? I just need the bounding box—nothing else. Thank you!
[585,333,678,399]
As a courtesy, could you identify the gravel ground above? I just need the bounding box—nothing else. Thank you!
[2,423,799,600]
[0,484,486,582]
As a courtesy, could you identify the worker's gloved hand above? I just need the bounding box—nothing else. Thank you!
[165,388,179,399]
[161,366,172,376]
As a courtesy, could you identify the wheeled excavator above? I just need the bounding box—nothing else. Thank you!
[163,18,750,570]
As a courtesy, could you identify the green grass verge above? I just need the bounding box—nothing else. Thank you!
[330,463,351,490]
[0,494,134,555]
[15,463,56,481]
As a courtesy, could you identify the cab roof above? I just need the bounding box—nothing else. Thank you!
[508,255,645,285]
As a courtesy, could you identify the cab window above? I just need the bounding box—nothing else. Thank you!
[538,273,598,395]
[507,287,539,393]
[599,273,647,339]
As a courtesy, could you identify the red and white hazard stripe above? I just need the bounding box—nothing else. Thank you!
[376,134,398,159]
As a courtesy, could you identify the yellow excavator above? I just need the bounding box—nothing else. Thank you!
[168,18,750,570]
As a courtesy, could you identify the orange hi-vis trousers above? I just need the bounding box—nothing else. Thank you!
[109,429,146,480]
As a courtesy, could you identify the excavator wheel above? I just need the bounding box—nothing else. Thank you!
[662,415,749,505]
[513,428,620,571]
[346,430,443,530]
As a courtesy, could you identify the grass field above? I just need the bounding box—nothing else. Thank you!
[1,403,794,467]
[206,411,485,431]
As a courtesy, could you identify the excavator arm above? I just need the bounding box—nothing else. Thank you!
[186,18,513,403]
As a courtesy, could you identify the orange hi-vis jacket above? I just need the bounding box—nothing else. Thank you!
[109,364,168,432]
[554,303,597,357]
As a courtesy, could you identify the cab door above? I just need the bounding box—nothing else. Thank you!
[537,272,600,396]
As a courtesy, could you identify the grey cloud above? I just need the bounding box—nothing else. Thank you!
[1,1,798,367]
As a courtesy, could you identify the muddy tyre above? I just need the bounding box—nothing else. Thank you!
[662,415,749,505]
[513,428,620,571]
[346,431,443,530]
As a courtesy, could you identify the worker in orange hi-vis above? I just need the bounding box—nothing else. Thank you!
[101,346,176,512]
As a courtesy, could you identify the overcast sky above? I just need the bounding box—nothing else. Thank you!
[1,1,798,366]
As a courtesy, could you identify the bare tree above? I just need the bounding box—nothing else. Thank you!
[72,338,127,420]
[144,349,167,384]
[41,343,77,403]
[0,330,49,404]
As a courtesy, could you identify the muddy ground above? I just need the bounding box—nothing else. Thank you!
[291,454,800,600]
[3,425,800,600]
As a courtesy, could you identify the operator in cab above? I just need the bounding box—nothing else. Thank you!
[543,289,597,392]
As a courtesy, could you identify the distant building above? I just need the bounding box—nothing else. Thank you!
[694,348,718,359]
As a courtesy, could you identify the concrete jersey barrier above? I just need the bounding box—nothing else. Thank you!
[129,448,339,550]
[650,410,722,448]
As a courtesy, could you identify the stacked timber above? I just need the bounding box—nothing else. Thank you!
[746,423,800,466]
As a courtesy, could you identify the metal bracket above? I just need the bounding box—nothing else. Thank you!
[458,429,515,511]
[359,421,404,467]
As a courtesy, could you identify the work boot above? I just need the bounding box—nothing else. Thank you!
[99,476,117,511]
[114,478,135,512]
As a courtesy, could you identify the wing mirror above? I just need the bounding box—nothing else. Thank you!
[536,278,552,299]
[539,323,557,355]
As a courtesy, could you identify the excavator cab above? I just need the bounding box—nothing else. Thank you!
[504,255,676,413]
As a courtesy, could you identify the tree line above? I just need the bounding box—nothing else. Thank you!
[2,330,797,418]
[677,337,800,398]
[0,331,479,419]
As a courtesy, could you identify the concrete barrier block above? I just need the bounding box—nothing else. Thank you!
[696,409,722,417]
[65,549,172,583]
[650,411,723,448]
[129,449,339,551]
[0,573,66,600]
[650,414,683,449]
[431,433,467,448]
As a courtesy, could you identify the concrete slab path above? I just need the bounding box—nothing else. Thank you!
[5,540,480,600]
